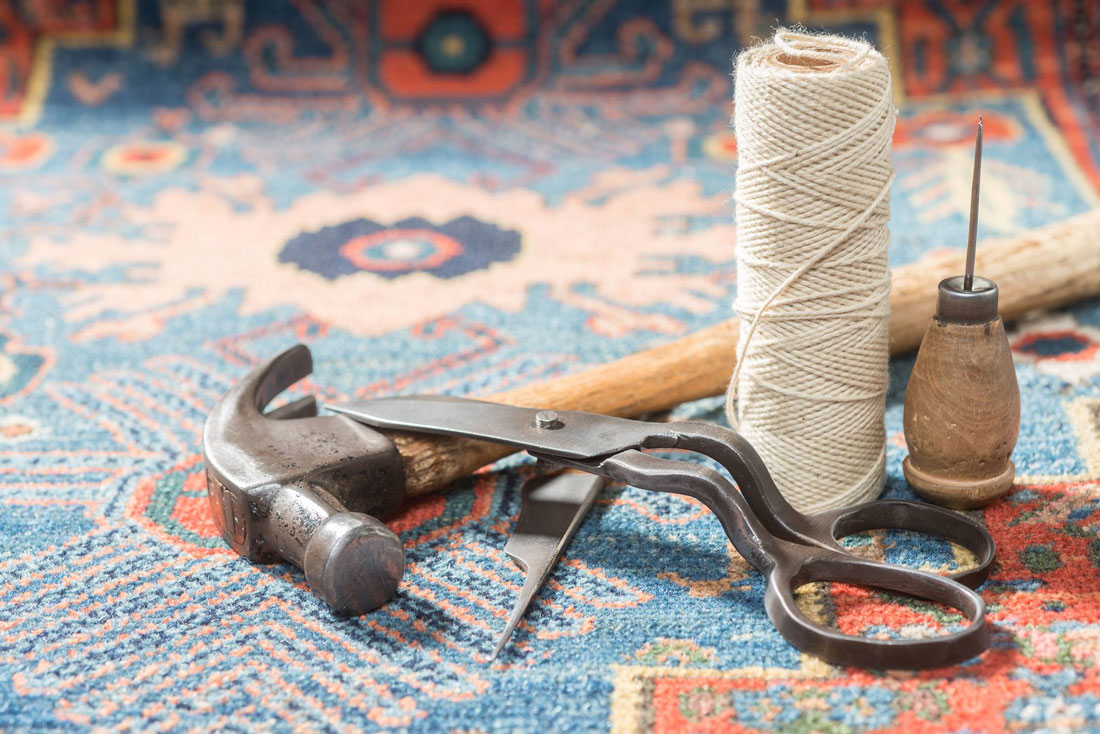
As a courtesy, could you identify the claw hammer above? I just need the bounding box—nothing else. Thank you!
[203,210,1100,614]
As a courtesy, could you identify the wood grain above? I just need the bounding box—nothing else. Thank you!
[398,208,1100,496]
[902,318,1020,509]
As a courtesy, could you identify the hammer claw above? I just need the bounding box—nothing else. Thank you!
[265,395,318,420]
[251,343,313,414]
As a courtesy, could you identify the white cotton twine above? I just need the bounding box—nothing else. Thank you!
[726,30,896,512]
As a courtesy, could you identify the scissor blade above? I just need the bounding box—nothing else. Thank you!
[492,470,603,659]
[327,396,659,459]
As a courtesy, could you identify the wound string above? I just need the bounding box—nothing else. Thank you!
[725,29,896,512]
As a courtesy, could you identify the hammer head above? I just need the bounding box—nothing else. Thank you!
[203,344,407,614]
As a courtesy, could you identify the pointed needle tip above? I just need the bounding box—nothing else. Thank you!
[963,115,983,291]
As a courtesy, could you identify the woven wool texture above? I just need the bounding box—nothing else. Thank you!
[728,30,895,511]
[3,2,1100,732]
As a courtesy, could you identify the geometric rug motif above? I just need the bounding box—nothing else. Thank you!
[3,1,1100,731]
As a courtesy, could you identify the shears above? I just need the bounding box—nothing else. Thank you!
[328,396,995,669]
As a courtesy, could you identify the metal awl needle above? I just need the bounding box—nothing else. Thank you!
[963,116,983,291]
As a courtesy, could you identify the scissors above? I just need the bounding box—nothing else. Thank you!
[328,396,995,669]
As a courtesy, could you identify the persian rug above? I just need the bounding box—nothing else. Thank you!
[2,1,1100,731]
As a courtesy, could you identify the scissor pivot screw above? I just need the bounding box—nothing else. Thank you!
[535,411,562,429]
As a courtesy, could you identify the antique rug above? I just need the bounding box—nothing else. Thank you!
[2,1,1100,731]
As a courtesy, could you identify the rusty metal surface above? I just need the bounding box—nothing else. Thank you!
[203,345,407,614]
[330,395,996,669]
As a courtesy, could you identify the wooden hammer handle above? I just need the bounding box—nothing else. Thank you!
[397,209,1100,496]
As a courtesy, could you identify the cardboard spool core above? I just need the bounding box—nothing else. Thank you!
[774,51,840,70]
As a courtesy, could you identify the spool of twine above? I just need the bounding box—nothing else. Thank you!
[726,30,895,512]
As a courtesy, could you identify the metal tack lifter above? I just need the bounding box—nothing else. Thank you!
[329,396,997,669]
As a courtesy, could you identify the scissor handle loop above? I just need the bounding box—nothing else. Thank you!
[665,422,996,589]
[765,543,989,669]
[592,450,990,669]
[813,500,996,588]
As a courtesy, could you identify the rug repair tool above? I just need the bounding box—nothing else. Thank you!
[903,118,1021,509]
[493,466,602,659]
[328,395,997,669]
[203,345,408,616]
